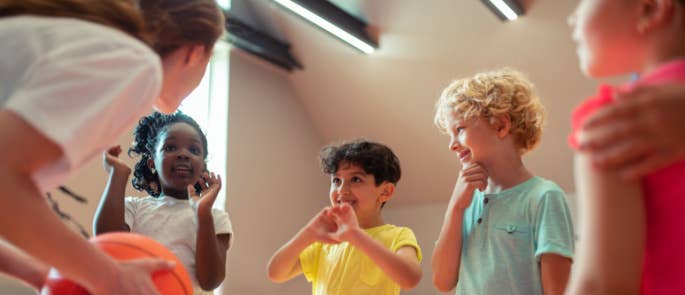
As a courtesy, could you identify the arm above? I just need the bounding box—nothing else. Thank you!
[0,110,172,295]
[93,146,132,234]
[194,213,230,290]
[345,227,422,289]
[565,154,644,295]
[0,241,49,290]
[267,207,339,283]
[329,204,421,290]
[540,254,572,295]
[431,163,487,292]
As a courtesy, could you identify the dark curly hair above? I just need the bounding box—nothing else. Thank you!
[319,139,401,186]
[128,111,208,197]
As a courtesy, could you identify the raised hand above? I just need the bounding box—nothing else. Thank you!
[102,145,131,174]
[450,163,488,210]
[188,171,221,213]
[303,207,340,244]
[328,203,360,242]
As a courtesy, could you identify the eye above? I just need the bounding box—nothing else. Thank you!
[163,144,176,152]
[189,145,202,155]
[332,177,341,185]
[456,126,465,133]
[351,176,362,183]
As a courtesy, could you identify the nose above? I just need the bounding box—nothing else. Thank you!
[176,149,190,159]
[449,136,461,152]
[337,182,351,195]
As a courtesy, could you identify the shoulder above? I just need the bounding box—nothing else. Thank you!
[569,85,615,148]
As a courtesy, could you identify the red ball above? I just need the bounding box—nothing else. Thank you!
[41,232,192,295]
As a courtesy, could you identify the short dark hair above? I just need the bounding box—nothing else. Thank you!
[319,139,401,186]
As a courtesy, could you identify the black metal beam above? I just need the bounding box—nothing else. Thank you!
[224,13,302,71]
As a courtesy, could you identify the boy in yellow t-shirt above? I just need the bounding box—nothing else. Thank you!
[267,139,422,295]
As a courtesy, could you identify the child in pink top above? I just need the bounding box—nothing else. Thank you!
[566,1,685,294]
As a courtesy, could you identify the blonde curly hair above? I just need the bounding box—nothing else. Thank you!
[434,68,546,154]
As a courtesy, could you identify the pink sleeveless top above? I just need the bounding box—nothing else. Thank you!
[569,59,685,294]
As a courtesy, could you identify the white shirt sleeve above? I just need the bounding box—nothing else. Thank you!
[124,196,143,230]
[2,18,162,192]
[211,208,234,243]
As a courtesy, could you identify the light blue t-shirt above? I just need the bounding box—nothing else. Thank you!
[456,176,574,295]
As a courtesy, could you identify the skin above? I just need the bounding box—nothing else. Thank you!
[566,0,685,293]
[94,122,230,291]
[266,163,422,290]
[431,114,571,294]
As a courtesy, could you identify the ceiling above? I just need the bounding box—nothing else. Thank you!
[228,0,610,206]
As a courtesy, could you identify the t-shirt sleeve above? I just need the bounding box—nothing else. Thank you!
[568,85,615,149]
[124,196,142,230]
[299,242,322,282]
[392,227,423,262]
[533,190,575,260]
[211,208,234,243]
[4,36,161,191]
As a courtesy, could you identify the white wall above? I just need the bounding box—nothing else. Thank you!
[220,51,328,295]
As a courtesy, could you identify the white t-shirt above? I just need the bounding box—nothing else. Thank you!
[124,196,234,295]
[0,16,162,192]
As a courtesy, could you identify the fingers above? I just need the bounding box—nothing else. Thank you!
[592,137,653,171]
[582,87,645,130]
[621,153,671,180]
[130,258,176,272]
[106,145,122,157]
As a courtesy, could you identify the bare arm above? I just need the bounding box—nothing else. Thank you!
[0,110,172,295]
[194,208,230,290]
[540,253,572,295]
[346,228,422,290]
[565,154,644,295]
[267,208,339,283]
[93,146,132,234]
[0,241,49,290]
[431,205,465,292]
[432,163,487,292]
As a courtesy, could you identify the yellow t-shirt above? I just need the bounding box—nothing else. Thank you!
[299,224,422,295]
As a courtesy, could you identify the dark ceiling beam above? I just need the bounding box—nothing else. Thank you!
[225,13,302,71]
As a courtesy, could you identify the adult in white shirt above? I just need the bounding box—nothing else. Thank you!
[0,0,225,294]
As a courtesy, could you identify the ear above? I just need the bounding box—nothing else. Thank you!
[147,158,156,171]
[378,182,395,203]
[492,115,512,139]
[183,45,208,66]
[638,0,675,33]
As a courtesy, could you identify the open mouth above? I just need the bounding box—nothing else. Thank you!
[172,165,193,175]
[458,150,471,161]
[337,199,357,207]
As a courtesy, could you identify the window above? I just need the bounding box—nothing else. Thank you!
[179,42,230,210]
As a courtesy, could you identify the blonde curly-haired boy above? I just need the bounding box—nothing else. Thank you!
[431,68,574,295]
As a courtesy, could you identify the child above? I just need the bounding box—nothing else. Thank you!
[0,0,224,293]
[566,1,685,294]
[431,68,575,295]
[94,111,234,295]
[267,139,422,295]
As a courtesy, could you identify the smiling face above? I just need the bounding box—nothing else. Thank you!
[329,162,392,224]
[445,114,502,166]
[150,122,206,197]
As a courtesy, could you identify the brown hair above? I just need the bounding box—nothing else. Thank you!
[0,0,225,57]
[139,0,225,57]
[0,0,151,45]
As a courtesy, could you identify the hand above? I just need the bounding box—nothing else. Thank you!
[189,171,221,213]
[328,203,360,242]
[102,146,131,174]
[303,207,340,244]
[450,163,488,210]
[96,258,175,295]
[579,83,685,179]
